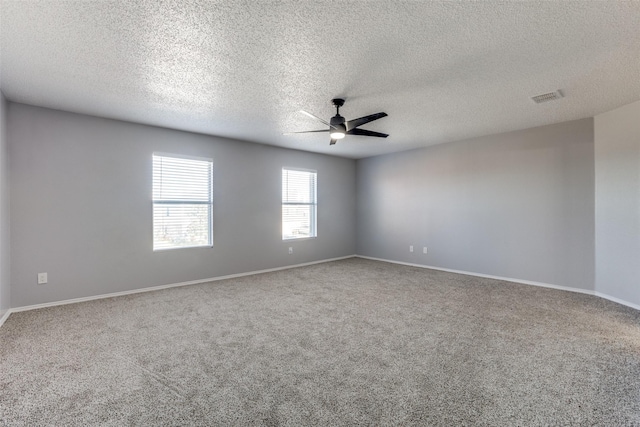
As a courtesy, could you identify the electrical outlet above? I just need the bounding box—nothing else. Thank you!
[37,272,48,285]
[409,245,413,252]
[288,247,293,254]
[423,247,428,254]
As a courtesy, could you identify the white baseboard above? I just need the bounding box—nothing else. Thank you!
[0,308,10,328]
[356,255,594,295]
[2,255,356,324]
[2,254,637,329]
[594,291,640,311]
[356,255,640,312]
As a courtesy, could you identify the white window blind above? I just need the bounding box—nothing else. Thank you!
[153,154,213,250]
[282,168,317,240]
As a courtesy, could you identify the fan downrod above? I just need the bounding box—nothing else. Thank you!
[332,98,345,115]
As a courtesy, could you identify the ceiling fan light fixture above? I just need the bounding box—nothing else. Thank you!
[290,99,388,145]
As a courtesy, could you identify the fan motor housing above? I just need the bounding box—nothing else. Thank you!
[330,115,345,126]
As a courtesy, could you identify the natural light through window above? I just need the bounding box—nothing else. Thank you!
[153,154,213,250]
[282,168,317,240]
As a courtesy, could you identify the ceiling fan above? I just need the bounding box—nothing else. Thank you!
[288,98,388,145]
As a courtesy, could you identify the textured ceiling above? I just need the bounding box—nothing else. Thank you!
[1,1,639,159]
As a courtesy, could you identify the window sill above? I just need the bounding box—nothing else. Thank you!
[282,236,316,242]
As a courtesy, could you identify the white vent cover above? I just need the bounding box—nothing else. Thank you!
[531,90,563,104]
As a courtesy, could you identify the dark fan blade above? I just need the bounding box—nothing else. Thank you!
[329,139,338,145]
[283,129,328,135]
[347,128,389,138]
[300,110,334,128]
[346,112,387,130]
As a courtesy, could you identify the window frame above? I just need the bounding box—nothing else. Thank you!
[152,152,214,251]
[282,167,317,241]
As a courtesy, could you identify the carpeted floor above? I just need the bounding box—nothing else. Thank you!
[1,258,639,426]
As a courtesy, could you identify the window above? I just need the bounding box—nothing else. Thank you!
[153,154,213,250]
[282,168,317,240]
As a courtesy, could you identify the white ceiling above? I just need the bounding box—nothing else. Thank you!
[1,1,639,159]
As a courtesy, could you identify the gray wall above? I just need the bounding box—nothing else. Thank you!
[8,100,639,310]
[356,119,595,290]
[0,92,9,315]
[595,100,640,307]
[9,104,356,307]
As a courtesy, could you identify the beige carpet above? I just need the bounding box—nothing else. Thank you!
[1,258,639,426]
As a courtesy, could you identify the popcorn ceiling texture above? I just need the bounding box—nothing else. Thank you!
[0,1,639,158]
[1,258,639,425]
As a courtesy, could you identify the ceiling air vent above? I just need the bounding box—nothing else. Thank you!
[531,90,563,104]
